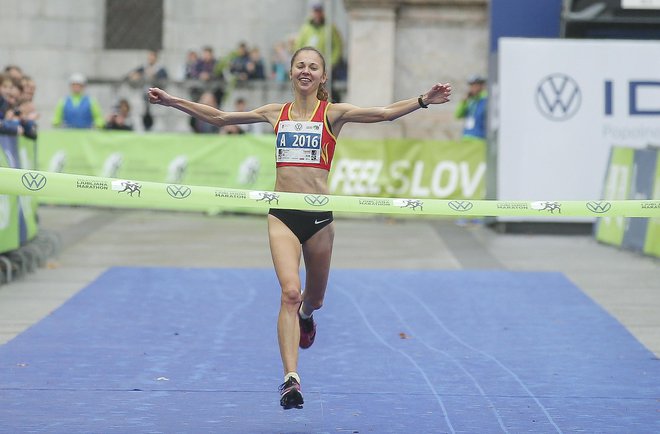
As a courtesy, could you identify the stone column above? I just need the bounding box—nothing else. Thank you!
[344,1,399,107]
[343,0,488,140]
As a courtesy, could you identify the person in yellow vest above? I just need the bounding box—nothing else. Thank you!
[52,73,104,129]
[295,2,347,100]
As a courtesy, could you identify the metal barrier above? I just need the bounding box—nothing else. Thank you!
[0,134,61,284]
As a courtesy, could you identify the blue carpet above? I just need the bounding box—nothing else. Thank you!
[0,268,658,433]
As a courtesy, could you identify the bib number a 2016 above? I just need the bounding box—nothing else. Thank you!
[278,132,320,148]
[293,133,320,148]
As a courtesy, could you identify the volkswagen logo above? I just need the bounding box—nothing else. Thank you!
[448,200,474,212]
[304,194,329,206]
[586,201,612,214]
[535,73,581,121]
[295,123,303,131]
[166,185,191,199]
[21,172,47,191]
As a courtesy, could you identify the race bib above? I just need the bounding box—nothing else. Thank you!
[276,120,323,164]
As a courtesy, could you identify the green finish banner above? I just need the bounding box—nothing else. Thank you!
[2,168,659,218]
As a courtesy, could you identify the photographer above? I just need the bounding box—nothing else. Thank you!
[105,99,134,131]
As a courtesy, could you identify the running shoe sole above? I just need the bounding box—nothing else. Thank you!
[280,389,304,409]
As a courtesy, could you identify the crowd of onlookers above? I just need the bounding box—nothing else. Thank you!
[1,2,347,137]
[119,38,290,133]
[0,65,39,139]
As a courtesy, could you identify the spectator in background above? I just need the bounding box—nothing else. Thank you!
[128,49,169,86]
[4,65,23,81]
[196,46,216,82]
[455,74,487,140]
[184,49,203,102]
[221,97,265,135]
[222,97,246,135]
[17,75,39,129]
[183,49,199,80]
[20,75,36,105]
[52,73,104,129]
[0,73,20,112]
[190,91,220,134]
[1,69,38,139]
[0,73,24,137]
[294,2,346,100]
[105,98,133,131]
[194,46,225,107]
[271,39,293,83]
[229,42,251,82]
[246,47,266,81]
[128,50,169,131]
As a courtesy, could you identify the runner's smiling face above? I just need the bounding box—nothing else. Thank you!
[290,49,326,94]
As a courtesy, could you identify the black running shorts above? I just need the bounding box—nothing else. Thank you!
[268,209,334,244]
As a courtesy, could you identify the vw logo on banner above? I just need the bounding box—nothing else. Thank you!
[535,73,581,121]
[166,185,192,199]
[304,195,329,206]
[21,172,47,191]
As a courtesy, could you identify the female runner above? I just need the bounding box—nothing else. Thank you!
[148,46,451,409]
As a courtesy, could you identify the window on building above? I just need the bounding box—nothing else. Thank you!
[104,0,164,50]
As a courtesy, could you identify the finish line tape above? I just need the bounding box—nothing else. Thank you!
[2,168,660,217]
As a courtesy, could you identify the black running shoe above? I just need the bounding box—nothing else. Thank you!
[279,376,304,409]
[299,313,317,349]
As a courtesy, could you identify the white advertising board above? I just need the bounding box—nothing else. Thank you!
[622,0,660,9]
[497,38,660,220]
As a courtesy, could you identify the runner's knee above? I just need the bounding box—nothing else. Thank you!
[280,283,302,305]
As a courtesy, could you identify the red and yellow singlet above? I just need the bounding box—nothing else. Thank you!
[274,100,337,171]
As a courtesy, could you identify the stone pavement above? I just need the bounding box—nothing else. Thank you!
[1,206,658,356]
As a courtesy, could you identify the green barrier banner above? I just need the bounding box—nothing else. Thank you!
[37,130,277,192]
[2,168,659,218]
[644,154,660,257]
[36,131,486,203]
[595,147,634,246]
[330,138,486,199]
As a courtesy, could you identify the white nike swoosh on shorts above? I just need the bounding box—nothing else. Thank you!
[314,219,330,225]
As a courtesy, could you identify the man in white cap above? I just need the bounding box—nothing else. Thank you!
[52,73,104,129]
